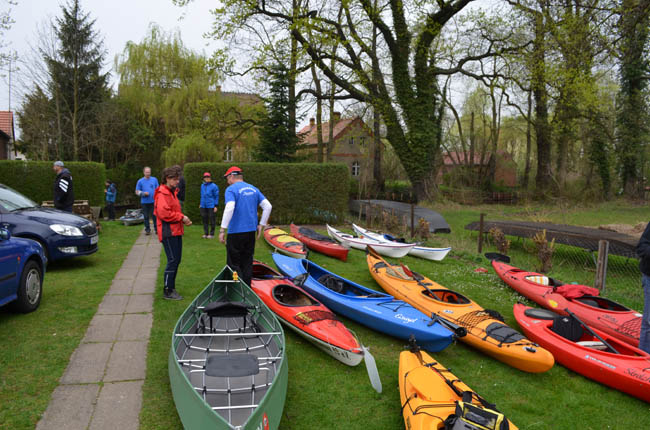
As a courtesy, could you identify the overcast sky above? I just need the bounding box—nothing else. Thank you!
[0,0,224,115]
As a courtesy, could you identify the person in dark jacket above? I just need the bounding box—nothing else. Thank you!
[154,165,192,300]
[199,172,219,239]
[52,160,74,212]
[105,180,117,220]
[636,222,650,353]
[176,169,186,211]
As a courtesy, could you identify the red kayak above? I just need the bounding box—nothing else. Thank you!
[492,260,642,347]
[263,226,308,258]
[514,303,650,403]
[250,260,363,366]
[290,223,348,261]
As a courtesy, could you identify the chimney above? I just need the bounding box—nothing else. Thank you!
[333,111,341,121]
[309,118,315,127]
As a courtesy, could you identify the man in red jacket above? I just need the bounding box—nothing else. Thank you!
[154,165,192,300]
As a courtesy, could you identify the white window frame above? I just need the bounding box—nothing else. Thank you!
[351,161,360,177]
[224,145,233,162]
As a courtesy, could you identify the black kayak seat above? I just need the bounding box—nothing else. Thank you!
[551,315,584,342]
[205,354,260,377]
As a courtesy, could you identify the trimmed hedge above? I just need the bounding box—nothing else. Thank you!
[0,160,106,206]
[183,162,349,225]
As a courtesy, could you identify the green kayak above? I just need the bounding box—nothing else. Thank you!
[169,266,288,429]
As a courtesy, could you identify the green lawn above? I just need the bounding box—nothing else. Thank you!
[141,201,650,430]
[0,222,140,429]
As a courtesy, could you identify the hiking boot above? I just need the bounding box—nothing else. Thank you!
[164,290,183,300]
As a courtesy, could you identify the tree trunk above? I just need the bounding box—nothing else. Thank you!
[523,91,532,190]
[311,64,324,163]
[371,15,383,193]
[533,12,552,196]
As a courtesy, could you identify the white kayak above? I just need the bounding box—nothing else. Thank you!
[351,223,451,261]
[326,224,415,258]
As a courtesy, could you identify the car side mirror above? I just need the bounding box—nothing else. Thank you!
[0,228,10,241]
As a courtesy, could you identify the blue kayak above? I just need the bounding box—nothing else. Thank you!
[272,254,456,352]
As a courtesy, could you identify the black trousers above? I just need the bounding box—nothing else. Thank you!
[200,207,216,235]
[106,202,115,220]
[162,235,183,292]
[142,203,156,233]
[226,231,256,287]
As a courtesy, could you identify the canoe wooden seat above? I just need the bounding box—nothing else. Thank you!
[205,354,260,377]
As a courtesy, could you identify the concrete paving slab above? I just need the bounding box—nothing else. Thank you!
[107,278,134,294]
[117,313,153,341]
[83,314,123,343]
[97,295,129,314]
[36,384,99,430]
[89,381,143,430]
[114,267,140,280]
[132,278,157,294]
[104,341,148,382]
[137,270,159,281]
[61,343,112,384]
[126,294,153,313]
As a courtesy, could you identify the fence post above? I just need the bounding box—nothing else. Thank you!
[595,240,609,292]
[478,213,486,254]
[411,203,415,238]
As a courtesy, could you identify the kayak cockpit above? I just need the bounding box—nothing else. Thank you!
[317,273,387,298]
[573,296,631,312]
[272,284,319,307]
[421,289,471,305]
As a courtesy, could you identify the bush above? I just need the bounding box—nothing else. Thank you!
[183,162,349,225]
[106,163,144,207]
[0,160,105,206]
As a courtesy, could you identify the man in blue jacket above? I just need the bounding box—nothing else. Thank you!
[135,167,159,235]
[105,180,117,221]
[636,222,650,353]
[199,172,219,238]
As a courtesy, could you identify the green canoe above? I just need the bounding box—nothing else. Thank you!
[169,266,288,430]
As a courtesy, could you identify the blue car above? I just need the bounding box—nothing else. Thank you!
[0,228,46,312]
[0,184,99,261]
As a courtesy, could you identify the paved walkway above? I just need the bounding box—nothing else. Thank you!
[36,231,161,430]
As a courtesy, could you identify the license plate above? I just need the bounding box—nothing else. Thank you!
[90,235,98,245]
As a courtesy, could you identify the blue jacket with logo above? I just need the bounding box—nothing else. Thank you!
[200,182,219,208]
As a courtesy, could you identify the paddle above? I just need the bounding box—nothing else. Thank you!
[361,344,383,393]
[564,308,620,354]
[430,312,467,338]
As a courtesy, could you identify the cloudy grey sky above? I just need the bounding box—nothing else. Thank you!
[0,0,224,114]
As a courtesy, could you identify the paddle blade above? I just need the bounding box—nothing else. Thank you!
[484,252,510,263]
[362,345,382,393]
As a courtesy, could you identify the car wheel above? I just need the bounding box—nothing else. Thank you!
[11,260,42,313]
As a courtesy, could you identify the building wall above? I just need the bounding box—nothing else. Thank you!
[0,136,8,160]
[330,121,374,180]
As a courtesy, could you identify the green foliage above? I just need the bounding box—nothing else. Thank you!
[0,160,105,206]
[162,132,221,166]
[183,162,349,224]
[254,63,300,162]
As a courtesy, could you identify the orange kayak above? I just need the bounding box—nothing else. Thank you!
[400,342,518,430]
[368,248,554,373]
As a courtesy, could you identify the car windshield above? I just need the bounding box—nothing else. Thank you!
[0,185,39,211]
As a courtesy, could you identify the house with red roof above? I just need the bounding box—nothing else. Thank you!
[0,111,22,160]
[297,112,375,179]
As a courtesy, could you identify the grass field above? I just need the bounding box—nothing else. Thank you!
[140,200,650,430]
[0,222,140,430]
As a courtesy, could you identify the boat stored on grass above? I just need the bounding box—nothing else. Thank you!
[492,259,642,347]
[250,260,363,366]
[400,339,518,430]
[352,223,451,261]
[290,223,349,261]
[326,224,415,258]
[514,303,650,403]
[367,248,554,373]
[272,253,457,352]
[169,266,288,430]
[119,208,144,226]
[263,226,307,259]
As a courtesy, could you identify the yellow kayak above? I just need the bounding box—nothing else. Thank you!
[400,342,518,430]
[368,248,553,373]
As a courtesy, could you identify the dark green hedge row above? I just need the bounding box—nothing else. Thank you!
[183,162,349,225]
[0,160,106,206]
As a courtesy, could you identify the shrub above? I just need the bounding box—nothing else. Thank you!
[488,227,511,255]
[0,160,105,206]
[183,162,349,225]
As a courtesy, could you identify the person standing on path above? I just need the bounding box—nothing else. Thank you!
[135,167,159,236]
[636,221,650,353]
[218,166,272,287]
[199,172,219,239]
[155,165,192,300]
[52,161,74,212]
[104,180,117,221]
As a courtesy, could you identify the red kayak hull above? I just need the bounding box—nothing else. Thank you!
[492,260,642,347]
[514,303,650,403]
[250,260,362,365]
[290,224,348,261]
